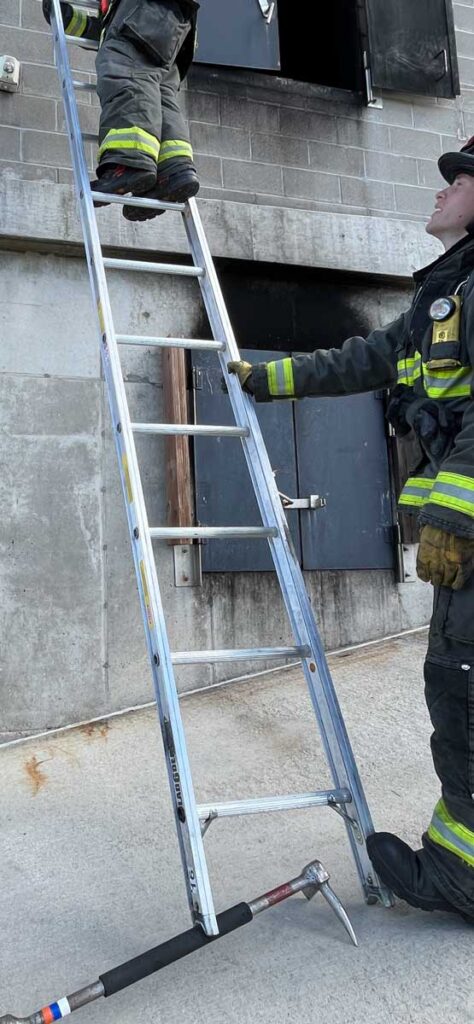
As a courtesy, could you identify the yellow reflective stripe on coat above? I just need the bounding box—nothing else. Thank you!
[429,471,474,518]
[267,358,295,398]
[422,363,472,399]
[65,7,88,35]
[398,476,434,508]
[428,799,474,868]
[157,139,193,163]
[397,354,421,387]
[98,127,160,162]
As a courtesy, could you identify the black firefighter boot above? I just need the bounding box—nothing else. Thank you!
[367,832,461,916]
[122,156,200,222]
[90,163,157,207]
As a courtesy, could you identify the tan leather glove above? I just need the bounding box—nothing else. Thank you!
[227,360,255,395]
[416,525,474,590]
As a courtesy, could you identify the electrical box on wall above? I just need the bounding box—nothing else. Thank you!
[0,56,20,93]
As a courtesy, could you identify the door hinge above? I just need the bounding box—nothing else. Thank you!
[193,367,204,390]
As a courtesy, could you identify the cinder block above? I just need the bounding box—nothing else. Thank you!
[21,0,50,31]
[309,140,364,177]
[390,125,443,160]
[0,93,56,130]
[337,117,390,152]
[455,28,474,58]
[280,106,338,143]
[417,158,444,188]
[184,90,219,125]
[0,125,20,160]
[0,157,56,181]
[364,150,417,186]
[22,128,74,166]
[0,0,20,26]
[194,153,222,188]
[454,4,474,30]
[395,183,435,216]
[223,157,283,195]
[283,166,340,202]
[340,176,395,212]
[251,131,309,168]
[190,121,250,160]
[21,63,92,103]
[413,102,461,135]
[359,96,414,128]
[1,24,53,63]
[57,102,99,134]
[458,56,474,87]
[220,95,279,134]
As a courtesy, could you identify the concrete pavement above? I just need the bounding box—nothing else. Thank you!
[1,630,473,1024]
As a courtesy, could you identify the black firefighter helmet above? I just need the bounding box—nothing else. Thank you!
[439,136,474,184]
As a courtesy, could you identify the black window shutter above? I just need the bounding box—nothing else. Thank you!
[364,0,459,98]
[194,0,280,71]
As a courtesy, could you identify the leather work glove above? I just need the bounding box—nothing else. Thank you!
[227,360,256,395]
[42,0,73,24]
[416,525,474,590]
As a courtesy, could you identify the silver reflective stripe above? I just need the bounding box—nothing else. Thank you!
[275,360,289,395]
[430,810,474,862]
[432,480,474,506]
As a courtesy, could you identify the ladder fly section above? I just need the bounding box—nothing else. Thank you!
[45,0,391,944]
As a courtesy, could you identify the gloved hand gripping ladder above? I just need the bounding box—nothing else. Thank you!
[1,1,393,1018]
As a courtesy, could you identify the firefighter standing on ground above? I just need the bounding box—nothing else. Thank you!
[43,0,199,221]
[230,139,474,923]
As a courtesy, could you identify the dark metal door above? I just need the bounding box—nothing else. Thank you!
[192,349,301,572]
[295,393,395,571]
[363,0,459,98]
[194,0,281,71]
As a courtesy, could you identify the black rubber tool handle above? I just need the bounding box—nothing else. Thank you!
[100,903,253,996]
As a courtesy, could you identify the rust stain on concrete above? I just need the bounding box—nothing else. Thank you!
[80,721,110,741]
[24,755,48,795]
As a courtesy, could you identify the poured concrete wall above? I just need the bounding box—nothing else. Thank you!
[0,243,432,737]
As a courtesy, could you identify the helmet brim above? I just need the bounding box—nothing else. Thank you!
[438,151,474,184]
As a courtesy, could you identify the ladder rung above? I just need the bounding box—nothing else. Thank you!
[150,526,278,540]
[66,33,98,49]
[131,423,248,438]
[103,257,203,277]
[82,132,99,142]
[117,335,225,351]
[197,789,352,820]
[73,81,97,91]
[172,646,310,665]
[92,192,186,212]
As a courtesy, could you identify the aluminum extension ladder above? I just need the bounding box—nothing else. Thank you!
[50,0,391,940]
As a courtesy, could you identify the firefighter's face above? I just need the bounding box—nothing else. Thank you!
[426,173,474,238]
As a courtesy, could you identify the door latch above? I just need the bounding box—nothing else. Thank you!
[256,0,275,23]
[279,492,326,511]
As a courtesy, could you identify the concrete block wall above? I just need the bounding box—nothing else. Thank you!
[1,1,474,215]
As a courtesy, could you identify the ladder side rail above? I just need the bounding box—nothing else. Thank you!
[183,200,388,903]
[49,2,219,936]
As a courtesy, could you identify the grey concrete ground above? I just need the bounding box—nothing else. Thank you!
[1,631,473,1024]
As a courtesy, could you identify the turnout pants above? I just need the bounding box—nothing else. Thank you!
[95,0,193,175]
[422,575,474,919]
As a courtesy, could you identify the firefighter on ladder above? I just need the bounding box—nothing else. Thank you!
[230,138,474,925]
[43,0,199,220]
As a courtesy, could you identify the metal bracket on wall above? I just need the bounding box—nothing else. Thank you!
[173,544,202,588]
[256,0,276,24]
[279,492,327,511]
[363,50,383,108]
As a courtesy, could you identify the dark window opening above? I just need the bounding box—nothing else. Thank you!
[276,0,362,92]
[190,260,404,572]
